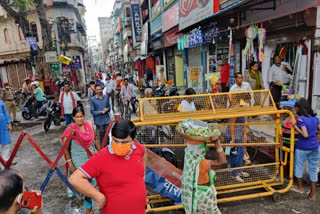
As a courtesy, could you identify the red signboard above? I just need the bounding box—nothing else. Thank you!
[162,3,179,33]
[163,27,183,48]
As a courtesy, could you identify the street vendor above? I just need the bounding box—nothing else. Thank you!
[182,135,227,214]
[268,56,292,109]
[179,119,227,214]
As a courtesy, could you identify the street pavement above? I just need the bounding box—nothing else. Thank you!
[3,91,320,213]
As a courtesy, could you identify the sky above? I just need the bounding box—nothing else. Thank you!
[84,0,115,43]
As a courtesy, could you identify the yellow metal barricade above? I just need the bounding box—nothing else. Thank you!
[134,90,295,213]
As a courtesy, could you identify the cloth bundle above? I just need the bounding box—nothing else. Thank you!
[178,119,222,137]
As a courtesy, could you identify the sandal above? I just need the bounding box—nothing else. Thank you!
[290,185,304,194]
[307,191,316,201]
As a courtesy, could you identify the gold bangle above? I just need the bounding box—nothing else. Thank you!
[216,147,223,153]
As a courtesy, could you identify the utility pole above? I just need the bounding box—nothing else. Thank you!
[52,18,63,75]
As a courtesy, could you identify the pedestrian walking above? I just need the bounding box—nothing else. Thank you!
[104,74,116,111]
[0,100,12,168]
[120,78,135,105]
[94,75,104,87]
[69,119,147,214]
[289,98,320,201]
[59,81,81,125]
[1,82,19,123]
[90,84,111,146]
[268,56,292,109]
[62,107,99,214]
[87,81,96,99]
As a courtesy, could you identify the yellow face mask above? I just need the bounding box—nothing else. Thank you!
[112,142,132,156]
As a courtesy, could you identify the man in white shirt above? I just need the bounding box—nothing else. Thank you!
[104,74,116,111]
[59,81,81,125]
[229,73,253,106]
[268,56,292,109]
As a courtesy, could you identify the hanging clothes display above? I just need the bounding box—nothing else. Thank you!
[146,56,156,75]
[258,27,266,62]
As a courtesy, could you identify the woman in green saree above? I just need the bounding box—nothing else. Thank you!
[182,135,227,214]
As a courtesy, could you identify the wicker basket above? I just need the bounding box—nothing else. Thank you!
[175,129,211,145]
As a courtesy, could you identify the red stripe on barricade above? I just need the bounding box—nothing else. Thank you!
[5,131,26,169]
[52,130,75,169]
[25,133,54,167]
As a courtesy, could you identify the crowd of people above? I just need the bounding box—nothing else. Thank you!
[0,64,320,213]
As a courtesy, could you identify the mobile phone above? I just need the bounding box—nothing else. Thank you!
[21,191,42,209]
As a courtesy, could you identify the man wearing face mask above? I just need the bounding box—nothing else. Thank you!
[90,84,111,145]
[69,119,147,214]
[0,170,43,214]
[1,82,19,123]
[104,74,116,111]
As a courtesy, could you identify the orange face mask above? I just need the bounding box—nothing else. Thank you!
[112,142,132,156]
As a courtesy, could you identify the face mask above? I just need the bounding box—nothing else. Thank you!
[5,86,9,89]
[112,142,132,156]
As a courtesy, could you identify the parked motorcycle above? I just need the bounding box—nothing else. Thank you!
[44,100,62,132]
[136,126,176,166]
[22,97,48,120]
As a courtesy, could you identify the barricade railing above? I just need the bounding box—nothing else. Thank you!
[132,91,295,213]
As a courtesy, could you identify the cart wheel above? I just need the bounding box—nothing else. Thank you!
[272,192,281,202]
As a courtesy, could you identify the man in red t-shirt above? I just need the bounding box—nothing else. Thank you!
[220,58,230,92]
[69,120,147,214]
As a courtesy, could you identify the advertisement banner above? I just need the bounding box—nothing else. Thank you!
[26,37,37,51]
[131,4,142,47]
[179,0,217,30]
[72,56,82,70]
[163,27,183,47]
[162,2,179,32]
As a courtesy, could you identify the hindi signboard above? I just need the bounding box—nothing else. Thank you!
[131,4,142,48]
[72,56,82,70]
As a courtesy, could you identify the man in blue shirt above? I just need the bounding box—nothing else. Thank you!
[90,84,110,146]
[94,75,104,88]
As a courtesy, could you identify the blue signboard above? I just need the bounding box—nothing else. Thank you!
[26,37,37,51]
[72,56,82,70]
[130,4,142,46]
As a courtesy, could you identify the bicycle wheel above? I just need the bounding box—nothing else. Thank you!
[118,99,124,116]
[124,103,131,120]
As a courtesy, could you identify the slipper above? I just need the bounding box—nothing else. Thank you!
[290,185,304,194]
[307,191,315,201]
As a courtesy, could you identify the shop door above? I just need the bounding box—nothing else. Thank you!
[8,64,19,89]
[1,67,8,84]
[175,55,183,87]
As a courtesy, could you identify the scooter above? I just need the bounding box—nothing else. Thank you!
[22,97,48,120]
[44,100,63,132]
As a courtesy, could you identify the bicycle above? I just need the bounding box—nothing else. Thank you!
[115,90,124,116]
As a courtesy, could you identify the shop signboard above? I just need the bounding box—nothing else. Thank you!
[162,2,179,32]
[152,0,161,19]
[190,67,199,82]
[179,0,218,30]
[130,4,142,47]
[163,27,183,48]
[141,22,148,55]
[72,56,82,70]
[50,63,60,76]
[26,37,37,51]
